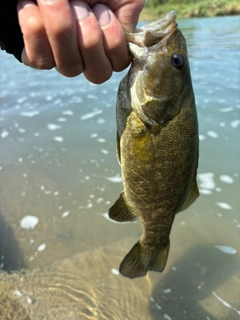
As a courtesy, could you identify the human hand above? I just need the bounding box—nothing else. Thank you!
[17,0,145,83]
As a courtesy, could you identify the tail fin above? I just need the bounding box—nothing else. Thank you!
[119,240,170,279]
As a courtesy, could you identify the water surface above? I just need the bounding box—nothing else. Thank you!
[0,15,240,320]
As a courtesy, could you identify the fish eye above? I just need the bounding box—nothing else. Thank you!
[172,53,185,69]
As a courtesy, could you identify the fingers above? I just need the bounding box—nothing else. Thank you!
[17,0,55,69]
[92,4,131,73]
[70,1,130,83]
[36,0,83,77]
[71,1,112,83]
[17,0,83,77]
[17,0,134,82]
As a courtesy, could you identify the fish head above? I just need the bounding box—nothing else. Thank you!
[126,11,193,127]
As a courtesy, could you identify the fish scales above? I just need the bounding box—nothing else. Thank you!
[109,11,199,279]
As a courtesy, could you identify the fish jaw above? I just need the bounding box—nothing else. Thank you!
[126,11,177,48]
[126,11,177,69]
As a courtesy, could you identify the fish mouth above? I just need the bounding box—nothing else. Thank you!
[126,11,177,48]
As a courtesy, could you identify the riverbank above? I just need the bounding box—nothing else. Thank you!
[140,0,240,20]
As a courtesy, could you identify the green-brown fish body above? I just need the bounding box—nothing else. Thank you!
[109,11,199,279]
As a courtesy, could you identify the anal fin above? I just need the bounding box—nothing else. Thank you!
[108,192,138,222]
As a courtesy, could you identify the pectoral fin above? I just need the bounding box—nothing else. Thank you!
[108,192,138,222]
[180,180,199,212]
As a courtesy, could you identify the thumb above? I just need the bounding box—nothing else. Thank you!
[114,1,145,32]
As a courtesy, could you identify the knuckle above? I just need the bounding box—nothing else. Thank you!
[83,30,102,50]
[27,57,55,70]
[85,69,112,84]
[50,20,74,40]
[23,16,44,40]
[56,64,84,78]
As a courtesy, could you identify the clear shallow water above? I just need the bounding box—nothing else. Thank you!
[0,15,240,320]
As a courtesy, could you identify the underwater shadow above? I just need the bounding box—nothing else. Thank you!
[149,244,240,320]
[0,207,26,271]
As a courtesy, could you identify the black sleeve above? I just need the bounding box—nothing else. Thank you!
[0,1,24,61]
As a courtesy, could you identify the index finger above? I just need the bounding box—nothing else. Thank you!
[36,0,83,76]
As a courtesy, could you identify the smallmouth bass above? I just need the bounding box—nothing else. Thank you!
[109,11,199,279]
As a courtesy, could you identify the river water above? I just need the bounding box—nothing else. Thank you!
[0,15,239,320]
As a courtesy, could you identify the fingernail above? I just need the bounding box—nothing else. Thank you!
[17,0,36,9]
[71,1,90,21]
[92,4,111,27]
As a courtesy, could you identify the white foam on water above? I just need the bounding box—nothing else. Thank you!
[220,107,233,112]
[105,174,122,183]
[0,166,3,171]
[87,94,98,99]
[199,189,212,195]
[101,149,109,154]
[80,109,102,120]
[90,133,98,138]
[198,172,215,189]
[217,98,226,104]
[214,245,237,255]
[17,96,28,103]
[213,291,240,315]
[111,268,119,275]
[164,314,172,320]
[20,215,39,229]
[216,202,233,210]
[37,243,46,252]
[53,136,64,142]
[62,211,69,218]
[207,131,218,138]
[97,118,106,124]
[199,134,206,141]
[46,95,53,101]
[57,117,67,122]
[18,128,26,133]
[230,120,240,128]
[1,130,9,139]
[21,110,40,117]
[97,138,106,143]
[164,289,172,293]
[220,175,234,184]
[62,110,74,116]
[47,123,61,130]
[96,198,104,203]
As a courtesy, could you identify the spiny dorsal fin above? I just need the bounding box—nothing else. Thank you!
[108,192,138,222]
[180,180,199,212]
